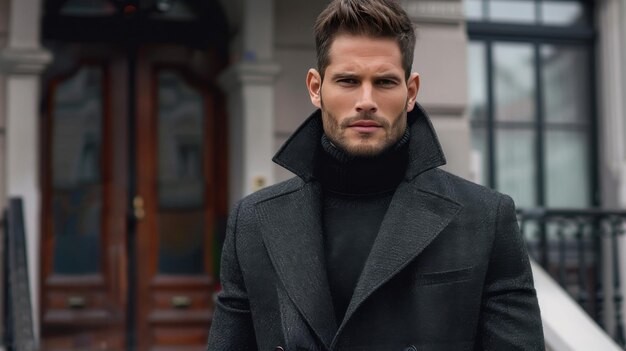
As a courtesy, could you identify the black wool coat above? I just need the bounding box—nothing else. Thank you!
[207,105,544,351]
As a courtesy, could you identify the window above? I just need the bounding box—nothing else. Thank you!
[466,0,589,26]
[466,0,596,209]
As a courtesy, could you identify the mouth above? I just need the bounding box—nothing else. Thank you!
[348,120,382,133]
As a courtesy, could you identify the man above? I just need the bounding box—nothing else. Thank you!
[207,0,544,350]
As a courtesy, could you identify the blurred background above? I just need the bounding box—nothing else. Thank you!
[0,0,625,350]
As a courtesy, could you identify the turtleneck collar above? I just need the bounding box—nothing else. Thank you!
[315,130,410,196]
[272,103,447,183]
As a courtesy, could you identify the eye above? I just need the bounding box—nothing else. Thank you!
[337,78,358,86]
[376,79,398,87]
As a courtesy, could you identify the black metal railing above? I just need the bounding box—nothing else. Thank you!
[518,208,626,348]
[3,198,36,351]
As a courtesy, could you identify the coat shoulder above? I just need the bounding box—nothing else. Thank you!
[226,177,306,246]
[419,168,513,210]
[238,176,306,209]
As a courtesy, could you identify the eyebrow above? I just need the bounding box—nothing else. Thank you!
[374,73,403,81]
[329,73,359,80]
[329,72,403,81]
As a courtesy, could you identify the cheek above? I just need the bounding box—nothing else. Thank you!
[321,111,339,136]
[382,96,408,119]
[395,115,408,132]
[379,89,407,108]
[322,88,355,113]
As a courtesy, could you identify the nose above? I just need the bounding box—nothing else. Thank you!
[355,84,377,114]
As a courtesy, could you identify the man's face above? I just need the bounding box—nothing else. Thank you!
[307,34,420,157]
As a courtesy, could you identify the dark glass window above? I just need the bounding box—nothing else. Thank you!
[466,0,596,209]
[60,0,116,16]
[157,70,207,275]
[51,65,104,274]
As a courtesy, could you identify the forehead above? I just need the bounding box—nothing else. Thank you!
[327,34,403,71]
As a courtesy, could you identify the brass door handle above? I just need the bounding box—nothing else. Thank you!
[171,295,192,309]
[133,196,145,220]
[67,296,86,309]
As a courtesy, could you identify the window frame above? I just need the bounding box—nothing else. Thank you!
[466,0,599,208]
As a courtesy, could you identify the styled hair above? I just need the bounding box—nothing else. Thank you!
[314,0,416,80]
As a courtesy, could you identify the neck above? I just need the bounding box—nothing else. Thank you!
[315,130,409,195]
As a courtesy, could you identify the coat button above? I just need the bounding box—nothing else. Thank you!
[404,346,417,351]
[275,347,285,351]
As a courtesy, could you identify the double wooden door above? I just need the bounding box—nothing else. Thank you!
[41,44,227,351]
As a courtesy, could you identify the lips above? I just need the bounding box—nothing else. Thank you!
[350,120,381,127]
[349,120,382,133]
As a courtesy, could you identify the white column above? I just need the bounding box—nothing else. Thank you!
[615,4,626,340]
[597,0,626,207]
[596,0,626,340]
[219,0,281,204]
[220,62,281,203]
[0,0,51,344]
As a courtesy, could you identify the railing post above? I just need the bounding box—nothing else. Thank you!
[576,220,589,312]
[557,219,567,286]
[611,218,625,346]
[5,198,36,351]
[595,217,605,328]
[3,208,13,350]
[537,221,550,270]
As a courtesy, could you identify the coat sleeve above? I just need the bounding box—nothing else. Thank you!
[207,201,258,351]
[476,194,545,350]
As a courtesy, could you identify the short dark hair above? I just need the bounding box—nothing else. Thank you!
[314,0,416,80]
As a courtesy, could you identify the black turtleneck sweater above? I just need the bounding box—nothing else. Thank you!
[315,131,409,324]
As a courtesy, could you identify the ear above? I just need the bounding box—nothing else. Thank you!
[306,68,322,108]
[406,72,420,112]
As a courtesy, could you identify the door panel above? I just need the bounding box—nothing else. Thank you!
[42,58,128,350]
[135,46,218,351]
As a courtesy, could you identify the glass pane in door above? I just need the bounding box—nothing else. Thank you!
[60,0,116,16]
[51,65,104,274]
[157,70,206,275]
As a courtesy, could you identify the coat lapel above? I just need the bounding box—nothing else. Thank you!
[256,181,336,350]
[335,179,462,339]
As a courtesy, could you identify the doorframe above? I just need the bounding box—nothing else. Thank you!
[39,42,230,350]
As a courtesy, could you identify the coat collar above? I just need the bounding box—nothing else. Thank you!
[272,103,447,182]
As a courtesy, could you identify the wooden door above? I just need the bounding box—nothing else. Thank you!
[133,45,223,351]
[41,44,226,351]
[41,49,130,350]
